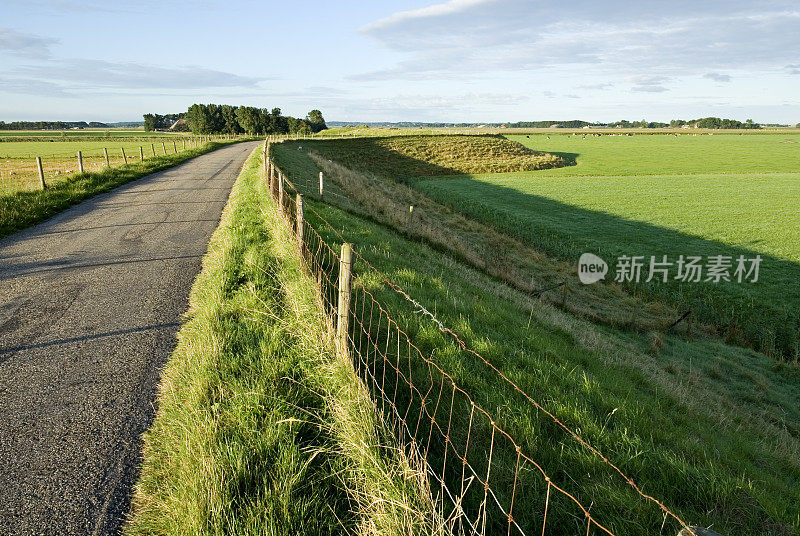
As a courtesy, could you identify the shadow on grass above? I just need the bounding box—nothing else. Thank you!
[547,151,579,165]
[415,176,800,360]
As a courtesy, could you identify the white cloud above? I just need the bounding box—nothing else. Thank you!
[0,28,57,57]
[577,83,614,90]
[1,59,264,98]
[15,59,261,90]
[360,0,499,33]
[704,72,732,82]
[631,85,669,93]
[355,1,800,81]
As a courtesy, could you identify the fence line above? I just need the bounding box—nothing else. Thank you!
[0,136,233,193]
[262,137,697,536]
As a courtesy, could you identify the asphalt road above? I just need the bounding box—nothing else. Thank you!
[0,141,259,535]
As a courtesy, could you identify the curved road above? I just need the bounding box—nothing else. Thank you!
[0,141,259,535]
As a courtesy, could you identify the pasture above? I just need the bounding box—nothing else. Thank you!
[0,129,182,138]
[413,133,800,358]
[0,138,201,193]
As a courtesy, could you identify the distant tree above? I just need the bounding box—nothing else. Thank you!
[219,105,241,134]
[185,104,214,134]
[305,109,327,132]
[692,117,759,129]
[235,106,262,134]
[270,108,288,134]
[143,114,158,131]
[143,113,171,131]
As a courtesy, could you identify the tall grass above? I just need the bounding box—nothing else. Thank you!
[125,149,438,536]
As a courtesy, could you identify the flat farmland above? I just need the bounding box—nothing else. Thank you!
[0,129,182,138]
[0,139,199,193]
[414,133,800,358]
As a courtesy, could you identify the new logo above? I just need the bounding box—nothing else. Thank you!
[578,253,608,284]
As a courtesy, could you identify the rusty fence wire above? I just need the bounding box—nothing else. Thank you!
[262,138,697,536]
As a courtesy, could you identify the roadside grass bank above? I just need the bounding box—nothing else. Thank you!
[125,149,435,536]
[0,141,234,239]
[272,140,800,536]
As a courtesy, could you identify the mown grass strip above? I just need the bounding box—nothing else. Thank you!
[125,149,437,536]
[0,141,233,239]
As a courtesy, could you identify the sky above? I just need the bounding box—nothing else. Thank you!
[1,0,798,124]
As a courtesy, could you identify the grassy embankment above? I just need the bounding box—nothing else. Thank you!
[288,134,800,360]
[125,149,437,536]
[1,141,230,239]
[271,136,800,536]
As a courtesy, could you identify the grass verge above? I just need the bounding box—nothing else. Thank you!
[1,141,232,239]
[125,149,437,536]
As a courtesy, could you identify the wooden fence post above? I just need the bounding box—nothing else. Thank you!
[121,147,128,164]
[182,139,186,150]
[139,146,144,161]
[278,172,284,214]
[337,243,353,357]
[151,143,156,156]
[161,142,166,155]
[173,140,177,153]
[36,157,46,189]
[103,147,110,168]
[77,151,84,173]
[319,171,324,199]
[407,205,414,236]
[296,194,305,250]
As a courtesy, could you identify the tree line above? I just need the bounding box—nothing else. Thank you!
[0,121,110,130]
[143,105,327,135]
[669,117,760,129]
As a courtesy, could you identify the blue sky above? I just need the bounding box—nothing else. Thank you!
[1,0,798,123]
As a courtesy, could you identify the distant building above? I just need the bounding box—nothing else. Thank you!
[169,119,187,131]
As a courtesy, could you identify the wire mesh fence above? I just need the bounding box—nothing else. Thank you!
[263,138,699,536]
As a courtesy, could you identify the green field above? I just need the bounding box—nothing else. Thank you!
[269,139,800,536]
[0,139,193,159]
[0,129,181,139]
[0,140,228,238]
[506,132,800,175]
[0,138,204,193]
[293,133,798,359]
[409,133,800,358]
